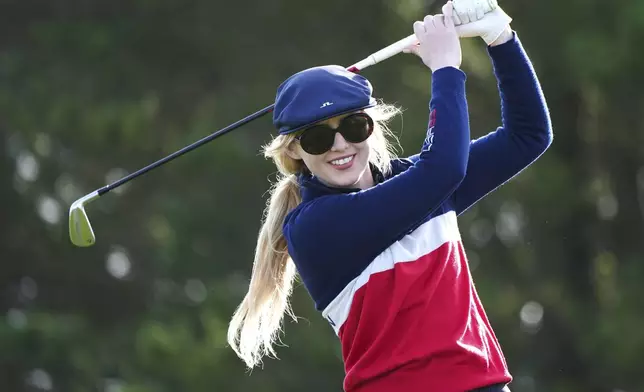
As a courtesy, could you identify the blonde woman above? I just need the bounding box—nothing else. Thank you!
[228,2,552,391]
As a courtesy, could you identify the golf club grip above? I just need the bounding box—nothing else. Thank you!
[348,34,418,72]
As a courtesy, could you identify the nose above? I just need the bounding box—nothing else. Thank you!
[330,131,349,152]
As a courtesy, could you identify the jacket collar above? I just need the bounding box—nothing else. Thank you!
[298,163,386,202]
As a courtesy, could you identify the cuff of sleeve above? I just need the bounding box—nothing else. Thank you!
[431,66,467,95]
[487,30,522,59]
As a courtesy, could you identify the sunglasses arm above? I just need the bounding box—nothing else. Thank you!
[347,34,418,73]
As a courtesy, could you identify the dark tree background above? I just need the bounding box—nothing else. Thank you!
[1,0,643,391]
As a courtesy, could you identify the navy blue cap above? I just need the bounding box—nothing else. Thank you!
[273,65,377,135]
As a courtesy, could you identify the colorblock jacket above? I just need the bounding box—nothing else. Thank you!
[283,32,553,392]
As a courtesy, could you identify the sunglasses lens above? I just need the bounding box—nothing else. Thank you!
[340,114,374,143]
[299,126,335,155]
[298,114,374,155]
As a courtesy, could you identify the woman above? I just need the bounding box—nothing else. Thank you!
[227,2,552,391]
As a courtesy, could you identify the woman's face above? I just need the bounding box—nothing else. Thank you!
[287,112,374,190]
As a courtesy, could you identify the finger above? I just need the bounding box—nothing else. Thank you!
[454,1,470,24]
[467,6,477,23]
[413,20,426,38]
[475,0,485,20]
[476,7,484,20]
[403,43,420,56]
[452,11,462,26]
[423,14,435,31]
[443,1,456,28]
[433,13,446,29]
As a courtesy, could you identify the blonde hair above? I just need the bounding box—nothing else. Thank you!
[227,102,402,369]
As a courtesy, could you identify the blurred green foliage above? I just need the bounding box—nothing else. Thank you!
[1,0,643,391]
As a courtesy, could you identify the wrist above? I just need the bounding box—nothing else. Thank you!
[432,64,461,73]
[431,66,467,94]
[489,26,513,46]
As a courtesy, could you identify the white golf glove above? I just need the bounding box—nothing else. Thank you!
[451,0,512,45]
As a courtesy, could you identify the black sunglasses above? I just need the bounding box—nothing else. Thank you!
[295,113,374,155]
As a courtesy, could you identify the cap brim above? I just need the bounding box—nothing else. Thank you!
[278,101,378,135]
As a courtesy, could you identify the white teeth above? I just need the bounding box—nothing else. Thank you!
[330,156,353,166]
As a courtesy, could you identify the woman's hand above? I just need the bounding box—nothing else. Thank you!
[451,0,513,46]
[488,25,513,46]
[408,1,462,73]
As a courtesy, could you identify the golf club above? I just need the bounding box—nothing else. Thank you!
[68,33,422,247]
[69,6,509,247]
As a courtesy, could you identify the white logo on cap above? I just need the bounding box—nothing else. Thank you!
[320,101,334,108]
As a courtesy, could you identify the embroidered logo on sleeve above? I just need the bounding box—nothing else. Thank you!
[424,108,437,150]
[429,108,437,128]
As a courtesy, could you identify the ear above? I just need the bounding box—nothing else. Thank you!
[285,141,303,161]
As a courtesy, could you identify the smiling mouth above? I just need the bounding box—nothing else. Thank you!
[329,155,355,166]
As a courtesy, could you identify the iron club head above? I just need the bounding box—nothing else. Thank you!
[69,191,100,247]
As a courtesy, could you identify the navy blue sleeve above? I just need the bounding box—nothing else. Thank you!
[284,67,470,309]
[449,32,553,215]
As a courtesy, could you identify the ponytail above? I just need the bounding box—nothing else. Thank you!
[227,102,401,369]
[227,173,301,369]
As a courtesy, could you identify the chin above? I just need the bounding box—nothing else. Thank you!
[324,166,365,188]
[329,176,361,188]
[316,152,370,189]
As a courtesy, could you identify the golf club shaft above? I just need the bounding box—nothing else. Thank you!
[95,37,415,197]
[97,103,275,196]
